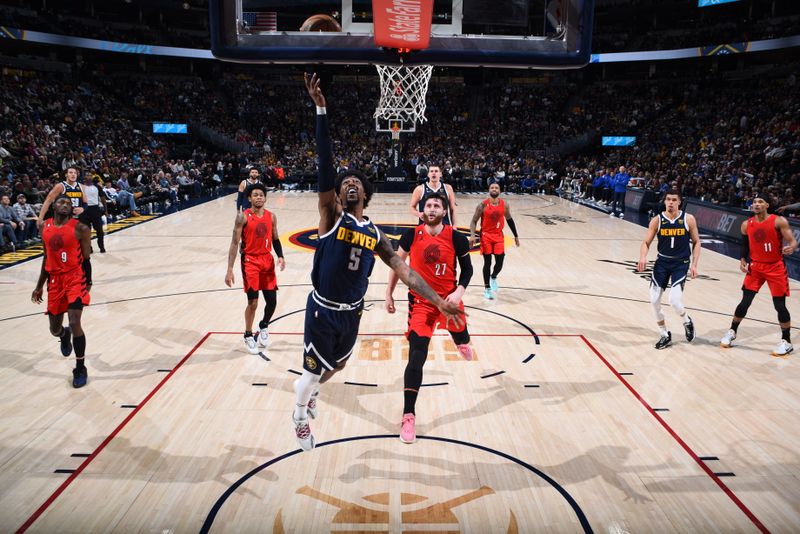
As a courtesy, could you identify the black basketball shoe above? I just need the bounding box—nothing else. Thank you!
[684,317,695,342]
[655,331,672,350]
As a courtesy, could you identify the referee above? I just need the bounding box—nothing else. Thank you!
[79,170,108,253]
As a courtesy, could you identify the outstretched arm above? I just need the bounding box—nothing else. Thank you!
[776,202,800,214]
[225,212,245,287]
[305,72,339,235]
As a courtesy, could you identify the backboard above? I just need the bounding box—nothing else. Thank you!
[210,0,594,69]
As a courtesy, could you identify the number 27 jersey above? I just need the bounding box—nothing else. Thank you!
[312,212,380,303]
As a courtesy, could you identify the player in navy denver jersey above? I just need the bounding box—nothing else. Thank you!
[37,166,87,229]
[292,73,463,451]
[638,189,701,349]
[408,164,457,226]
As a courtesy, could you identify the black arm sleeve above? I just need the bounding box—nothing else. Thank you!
[398,227,414,253]
[740,233,750,260]
[273,237,284,258]
[453,230,473,288]
[82,259,92,285]
[236,190,244,210]
[506,217,518,238]
[316,112,336,193]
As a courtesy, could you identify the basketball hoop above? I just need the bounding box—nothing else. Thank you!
[374,63,433,131]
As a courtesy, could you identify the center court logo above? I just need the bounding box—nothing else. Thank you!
[201,436,591,533]
[288,223,480,252]
[274,485,518,533]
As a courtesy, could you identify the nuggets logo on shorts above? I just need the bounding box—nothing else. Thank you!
[305,356,317,370]
[423,244,440,265]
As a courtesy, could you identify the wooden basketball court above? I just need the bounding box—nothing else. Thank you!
[1,192,798,533]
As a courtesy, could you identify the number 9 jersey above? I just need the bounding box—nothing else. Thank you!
[43,218,84,274]
[311,212,379,303]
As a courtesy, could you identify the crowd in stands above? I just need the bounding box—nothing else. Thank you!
[554,74,799,214]
[0,70,227,253]
[1,63,798,253]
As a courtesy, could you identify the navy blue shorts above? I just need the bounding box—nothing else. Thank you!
[302,292,363,375]
[651,257,690,290]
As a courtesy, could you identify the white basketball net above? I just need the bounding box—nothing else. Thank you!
[374,64,433,129]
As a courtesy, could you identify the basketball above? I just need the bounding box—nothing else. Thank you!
[299,13,342,32]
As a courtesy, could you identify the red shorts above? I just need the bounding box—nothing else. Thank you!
[241,253,277,292]
[743,260,790,297]
[47,268,90,316]
[406,293,467,338]
[480,232,504,255]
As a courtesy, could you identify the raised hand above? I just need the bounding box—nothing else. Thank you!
[304,72,326,108]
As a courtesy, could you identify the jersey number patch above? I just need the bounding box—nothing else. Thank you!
[348,247,362,271]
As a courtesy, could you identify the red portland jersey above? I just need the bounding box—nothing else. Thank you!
[747,214,783,263]
[43,218,83,274]
[408,224,457,298]
[242,208,273,256]
[481,199,505,236]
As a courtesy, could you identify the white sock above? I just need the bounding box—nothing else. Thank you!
[682,314,691,325]
[293,371,321,420]
[659,327,669,337]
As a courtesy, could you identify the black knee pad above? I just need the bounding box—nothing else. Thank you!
[773,297,791,323]
[245,289,259,301]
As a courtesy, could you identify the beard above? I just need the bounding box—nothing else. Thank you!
[489,191,500,198]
